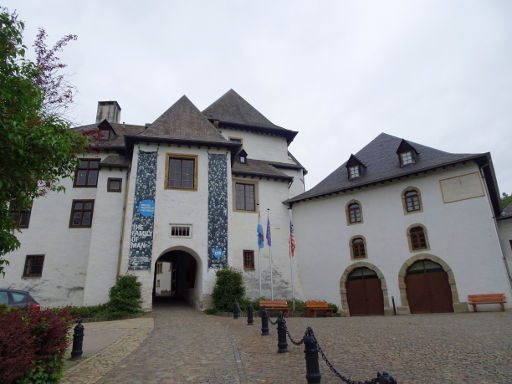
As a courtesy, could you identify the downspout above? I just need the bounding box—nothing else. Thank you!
[480,164,512,289]
[117,167,130,276]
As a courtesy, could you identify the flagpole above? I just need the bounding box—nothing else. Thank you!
[288,208,295,311]
[257,204,262,297]
[267,209,274,300]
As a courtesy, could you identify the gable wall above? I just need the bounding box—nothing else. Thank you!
[292,162,511,313]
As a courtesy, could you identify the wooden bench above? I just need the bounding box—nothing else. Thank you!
[306,301,334,317]
[468,294,506,312]
[259,300,291,316]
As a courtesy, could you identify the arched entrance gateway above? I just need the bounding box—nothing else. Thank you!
[404,260,453,314]
[153,249,199,306]
[340,262,389,316]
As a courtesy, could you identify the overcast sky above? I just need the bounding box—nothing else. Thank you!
[5,0,512,195]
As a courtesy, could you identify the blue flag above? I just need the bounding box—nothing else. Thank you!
[257,211,264,249]
[266,217,271,246]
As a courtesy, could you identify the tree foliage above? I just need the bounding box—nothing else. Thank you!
[0,8,87,275]
[501,192,512,210]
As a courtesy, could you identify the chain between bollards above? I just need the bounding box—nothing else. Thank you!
[71,318,84,360]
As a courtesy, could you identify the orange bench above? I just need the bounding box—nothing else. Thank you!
[306,301,334,317]
[468,294,506,312]
[259,300,291,316]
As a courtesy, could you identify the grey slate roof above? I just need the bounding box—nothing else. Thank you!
[73,122,145,148]
[202,89,298,144]
[100,155,130,169]
[232,159,293,181]
[139,95,229,144]
[288,133,492,204]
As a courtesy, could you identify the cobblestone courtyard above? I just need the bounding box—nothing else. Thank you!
[70,304,512,383]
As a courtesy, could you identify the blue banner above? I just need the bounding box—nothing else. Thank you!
[128,151,157,270]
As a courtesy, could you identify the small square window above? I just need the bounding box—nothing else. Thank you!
[243,250,255,270]
[74,158,100,187]
[400,151,414,166]
[107,178,122,192]
[11,203,32,229]
[349,166,360,179]
[166,155,197,190]
[23,255,44,277]
[70,199,94,228]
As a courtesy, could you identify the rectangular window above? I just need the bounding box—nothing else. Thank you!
[11,204,32,228]
[349,166,360,179]
[400,151,414,166]
[69,200,94,228]
[107,178,122,192]
[170,225,191,238]
[156,263,163,274]
[243,250,255,270]
[235,183,255,211]
[23,255,44,277]
[166,155,197,190]
[229,137,243,145]
[74,158,100,187]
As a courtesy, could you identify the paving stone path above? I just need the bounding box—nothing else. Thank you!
[93,305,512,384]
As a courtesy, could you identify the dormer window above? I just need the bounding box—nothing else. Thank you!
[237,149,248,165]
[349,166,360,179]
[396,139,418,167]
[400,151,414,166]
[346,154,365,180]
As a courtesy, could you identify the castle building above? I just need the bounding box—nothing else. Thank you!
[4,90,512,314]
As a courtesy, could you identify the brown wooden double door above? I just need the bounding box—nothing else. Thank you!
[346,267,384,316]
[405,260,453,314]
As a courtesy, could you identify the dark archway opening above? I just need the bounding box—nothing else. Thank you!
[153,250,197,305]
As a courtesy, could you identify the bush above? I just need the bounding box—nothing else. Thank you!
[288,299,306,311]
[69,304,107,319]
[327,303,339,313]
[102,275,142,319]
[0,306,73,384]
[211,268,245,312]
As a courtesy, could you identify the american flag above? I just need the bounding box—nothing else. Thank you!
[289,220,296,257]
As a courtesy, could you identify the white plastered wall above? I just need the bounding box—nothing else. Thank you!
[119,144,230,310]
[3,152,115,307]
[292,162,512,313]
[83,167,127,305]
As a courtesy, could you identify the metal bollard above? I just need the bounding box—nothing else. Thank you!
[277,311,288,353]
[71,318,84,360]
[261,306,269,336]
[376,371,397,384]
[233,299,240,319]
[247,302,254,325]
[304,327,321,384]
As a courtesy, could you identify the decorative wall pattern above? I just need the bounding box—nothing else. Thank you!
[128,151,158,270]
[208,153,228,268]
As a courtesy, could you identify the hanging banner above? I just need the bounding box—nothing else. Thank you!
[128,151,158,270]
[208,153,228,268]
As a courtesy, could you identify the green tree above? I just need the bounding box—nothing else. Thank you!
[0,9,87,275]
[501,192,512,210]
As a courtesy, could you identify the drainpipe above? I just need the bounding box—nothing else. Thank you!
[117,167,130,276]
[480,164,512,290]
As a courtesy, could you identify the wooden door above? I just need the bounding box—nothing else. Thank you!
[346,267,384,316]
[406,260,453,314]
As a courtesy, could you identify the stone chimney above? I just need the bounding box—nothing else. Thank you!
[96,101,121,123]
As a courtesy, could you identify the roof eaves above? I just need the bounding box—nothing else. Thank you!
[286,153,489,205]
